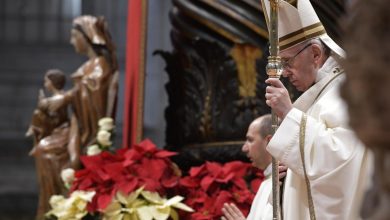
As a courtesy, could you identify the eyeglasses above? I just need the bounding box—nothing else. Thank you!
[281,43,312,69]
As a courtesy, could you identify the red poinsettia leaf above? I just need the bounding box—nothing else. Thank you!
[188,196,209,204]
[116,178,139,194]
[137,158,166,180]
[103,162,123,176]
[108,152,126,163]
[123,158,136,167]
[180,176,199,188]
[189,164,206,177]
[191,212,214,220]
[80,154,102,168]
[96,169,111,181]
[205,162,222,177]
[200,176,215,192]
[161,175,179,188]
[214,191,234,216]
[77,177,94,190]
[74,169,91,178]
[115,148,128,156]
[97,193,114,210]
[87,196,98,213]
[135,139,157,154]
[154,150,177,158]
[96,181,114,195]
[216,172,235,183]
[141,178,160,192]
[71,170,94,190]
[236,203,251,217]
[216,190,233,202]
[98,151,118,165]
[232,187,253,204]
[222,161,249,177]
[100,150,114,158]
[232,177,247,189]
[187,195,218,220]
[124,149,142,162]
[250,178,262,192]
[191,211,214,220]
[191,191,210,204]
[182,192,211,218]
[138,138,155,147]
[88,172,104,185]
[253,168,265,178]
[150,158,168,173]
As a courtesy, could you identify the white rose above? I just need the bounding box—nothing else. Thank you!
[98,117,114,131]
[87,144,102,156]
[61,168,75,186]
[97,130,112,147]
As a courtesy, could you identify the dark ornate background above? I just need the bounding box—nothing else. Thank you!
[158,0,346,170]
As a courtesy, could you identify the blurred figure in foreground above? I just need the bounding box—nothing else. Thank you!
[341,0,390,219]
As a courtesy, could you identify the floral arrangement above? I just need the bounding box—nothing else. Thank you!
[178,161,263,220]
[47,117,264,220]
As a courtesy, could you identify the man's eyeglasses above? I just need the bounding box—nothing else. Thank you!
[281,43,312,69]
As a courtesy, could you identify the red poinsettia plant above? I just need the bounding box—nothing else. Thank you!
[48,117,264,220]
[178,161,264,220]
[70,139,181,213]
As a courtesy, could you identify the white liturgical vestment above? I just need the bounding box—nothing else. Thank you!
[267,57,372,220]
[247,164,273,220]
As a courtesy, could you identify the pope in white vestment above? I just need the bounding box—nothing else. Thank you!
[260,1,373,219]
[267,56,372,220]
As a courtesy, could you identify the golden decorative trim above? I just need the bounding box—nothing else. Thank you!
[297,70,344,220]
[281,30,326,51]
[299,113,316,220]
[279,23,326,50]
[280,22,323,42]
[313,70,344,103]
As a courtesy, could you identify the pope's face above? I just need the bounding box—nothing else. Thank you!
[280,43,317,91]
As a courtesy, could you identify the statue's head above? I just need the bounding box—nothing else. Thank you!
[70,15,113,56]
[44,69,65,91]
